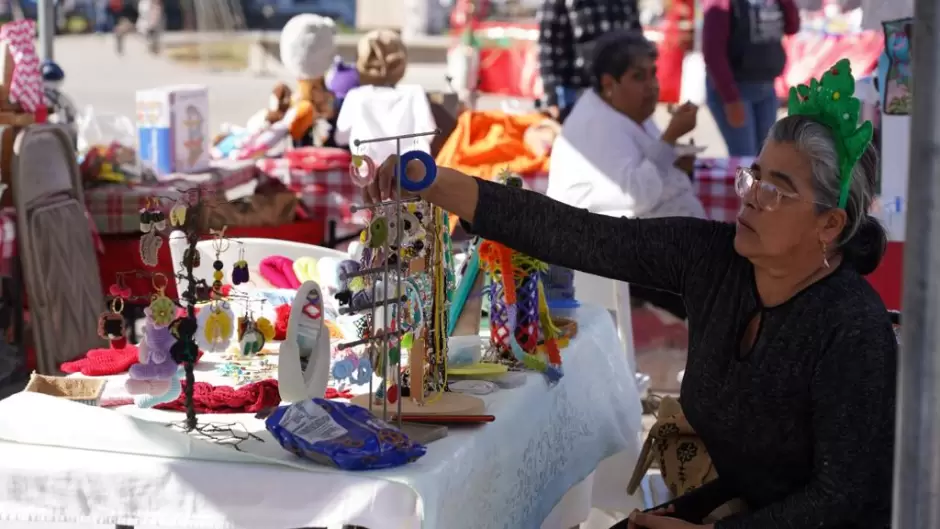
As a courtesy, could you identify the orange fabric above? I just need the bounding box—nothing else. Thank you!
[436,110,551,230]
[289,100,315,140]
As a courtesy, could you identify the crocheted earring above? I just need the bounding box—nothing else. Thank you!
[97,296,126,341]
[139,198,155,233]
[349,151,376,188]
[237,315,265,357]
[231,245,249,285]
[139,230,163,268]
[210,227,229,295]
[196,300,234,351]
[169,200,188,227]
[364,215,388,249]
[148,273,176,327]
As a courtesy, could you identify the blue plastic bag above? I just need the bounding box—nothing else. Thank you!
[265,398,426,470]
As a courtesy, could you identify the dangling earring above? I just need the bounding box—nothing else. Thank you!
[821,241,831,269]
[148,273,176,327]
[232,245,249,285]
[210,227,229,295]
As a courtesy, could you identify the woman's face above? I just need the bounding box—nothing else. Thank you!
[733,140,846,263]
[602,56,659,122]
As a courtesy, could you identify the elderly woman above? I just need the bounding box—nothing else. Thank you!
[547,30,705,320]
[547,30,704,220]
[367,61,894,528]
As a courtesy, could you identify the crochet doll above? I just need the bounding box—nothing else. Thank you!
[279,14,338,145]
[356,29,408,87]
[324,56,360,147]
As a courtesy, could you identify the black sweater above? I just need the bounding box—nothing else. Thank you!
[465,179,896,529]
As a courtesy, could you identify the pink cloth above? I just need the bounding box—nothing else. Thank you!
[259,256,301,289]
[0,20,44,113]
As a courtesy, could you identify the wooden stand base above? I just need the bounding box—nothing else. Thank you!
[350,391,485,417]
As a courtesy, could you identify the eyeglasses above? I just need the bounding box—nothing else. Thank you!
[735,167,805,212]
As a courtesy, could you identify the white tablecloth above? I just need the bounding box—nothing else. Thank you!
[0,305,643,529]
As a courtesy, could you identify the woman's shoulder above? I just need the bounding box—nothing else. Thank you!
[810,267,897,355]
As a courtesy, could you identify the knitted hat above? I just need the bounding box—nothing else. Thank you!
[356,29,408,87]
[325,56,361,99]
[279,14,337,80]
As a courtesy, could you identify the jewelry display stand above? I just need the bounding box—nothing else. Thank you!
[340,130,485,424]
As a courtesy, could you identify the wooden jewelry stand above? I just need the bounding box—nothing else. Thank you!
[342,130,484,424]
[0,40,37,208]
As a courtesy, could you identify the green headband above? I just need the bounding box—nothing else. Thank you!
[786,58,874,209]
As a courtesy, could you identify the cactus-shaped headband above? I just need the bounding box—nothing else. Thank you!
[787,59,874,209]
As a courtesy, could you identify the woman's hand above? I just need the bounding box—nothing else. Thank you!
[364,154,425,204]
[626,505,675,529]
[724,101,746,128]
[628,509,711,529]
[663,102,698,143]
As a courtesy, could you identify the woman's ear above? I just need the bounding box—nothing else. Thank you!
[599,74,616,97]
[818,207,848,245]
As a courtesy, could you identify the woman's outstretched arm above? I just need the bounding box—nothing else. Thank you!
[409,166,728,296]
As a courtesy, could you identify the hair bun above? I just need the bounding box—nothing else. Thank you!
[842,215,887,275]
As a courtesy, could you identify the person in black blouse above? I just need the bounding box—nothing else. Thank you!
[537,0,641,121]
[365,67,894,528]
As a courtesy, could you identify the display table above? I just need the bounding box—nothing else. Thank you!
[0,305,644,529]
[693,157,750,222]
[83,159,258,235]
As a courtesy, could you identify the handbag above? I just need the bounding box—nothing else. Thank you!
[627,396,718,498]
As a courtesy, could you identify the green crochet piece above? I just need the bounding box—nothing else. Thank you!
[787,58,874,209]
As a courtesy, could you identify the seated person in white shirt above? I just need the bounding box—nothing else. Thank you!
[546,30,706,320]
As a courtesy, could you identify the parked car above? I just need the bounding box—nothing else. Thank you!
[242,0,356,29]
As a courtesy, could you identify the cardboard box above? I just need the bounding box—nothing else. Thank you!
[135,85,210,177]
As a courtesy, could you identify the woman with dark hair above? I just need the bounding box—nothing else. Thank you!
[366,60,894,529]
[546,30,705,321]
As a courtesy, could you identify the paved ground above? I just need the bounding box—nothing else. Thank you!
[55,34,732,158]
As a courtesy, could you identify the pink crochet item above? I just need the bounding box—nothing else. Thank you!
[259,256,300,288]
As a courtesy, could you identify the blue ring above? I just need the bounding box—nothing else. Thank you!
[399,150,437,192]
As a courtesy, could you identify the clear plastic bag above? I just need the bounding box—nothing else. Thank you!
[75,105,136,156]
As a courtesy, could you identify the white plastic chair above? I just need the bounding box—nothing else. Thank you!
[167,231,348,296]
[573,272,639,377]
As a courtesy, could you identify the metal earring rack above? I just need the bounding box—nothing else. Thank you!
[336,129,439,428]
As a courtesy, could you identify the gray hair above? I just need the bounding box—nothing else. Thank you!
[767,115,885,274]
[588,30,658,93]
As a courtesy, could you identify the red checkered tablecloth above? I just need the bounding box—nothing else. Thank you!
[255,148,367,224]
[520,161,744,222]
[694,157,751,222]
[251,152,746,227]
[84,159,258,234]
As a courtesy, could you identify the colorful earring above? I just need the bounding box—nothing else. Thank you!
[364,215,389,249]
[169,201,188,227]
[97,296,126,341]
[196,300,234,351]
[348,152,376,188]
[237,315,265,357]
[148,273,176,327]
[151,207,167,232]
[231,246,249,285]
[139,198,154,233]
[210,227,228,295]
[139,230,163,268]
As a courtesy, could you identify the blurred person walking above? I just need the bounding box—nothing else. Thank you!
[702,0,800,156]
[537,0,642,122]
